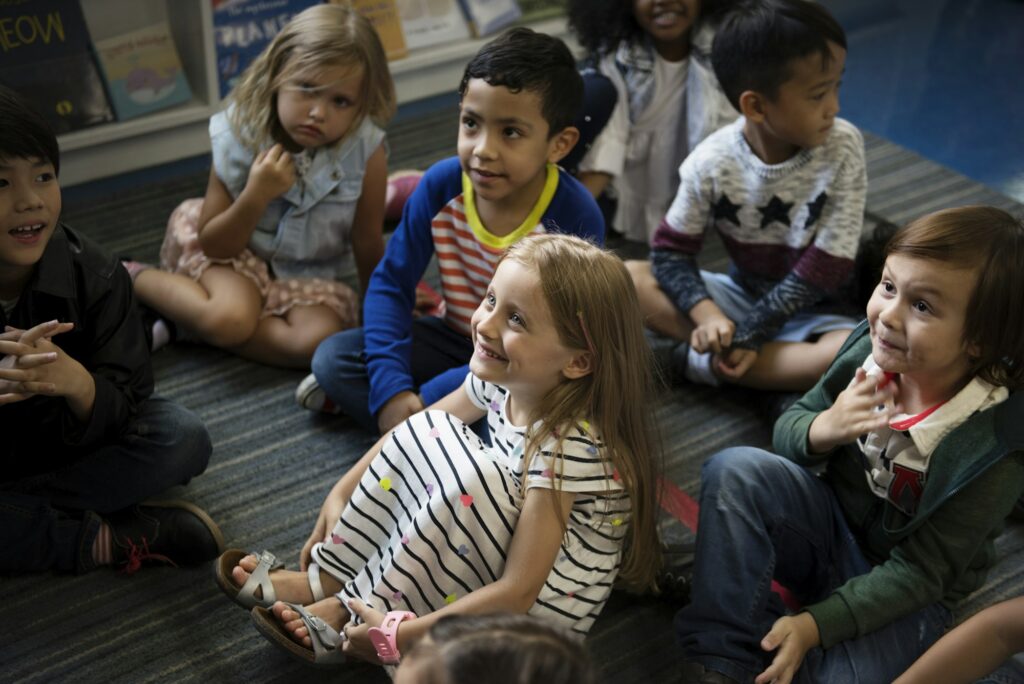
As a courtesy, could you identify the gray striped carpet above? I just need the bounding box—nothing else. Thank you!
[4,105,1022,683]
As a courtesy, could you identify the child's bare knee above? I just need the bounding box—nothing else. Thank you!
[195,309,259,347]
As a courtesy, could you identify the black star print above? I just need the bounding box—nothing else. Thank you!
[711,193,741,226]
[758,195,794,229]
[804,192,828,230]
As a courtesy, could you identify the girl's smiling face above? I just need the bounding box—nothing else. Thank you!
[469,259,586,421]
[632,0,699,60]
[866,253,979,397]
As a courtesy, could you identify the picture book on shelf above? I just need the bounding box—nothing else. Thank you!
[395,0,469,51]
[0,0,114,133]
[93,22,192,121]
[212,0,320,98]
[331,0,408,61]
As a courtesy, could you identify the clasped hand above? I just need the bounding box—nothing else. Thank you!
[0,320,78,403]
[690,312,758,380]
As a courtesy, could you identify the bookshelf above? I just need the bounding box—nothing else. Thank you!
[57,1,573,187]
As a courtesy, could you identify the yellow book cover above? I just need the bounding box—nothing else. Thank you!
[331,0,408,61]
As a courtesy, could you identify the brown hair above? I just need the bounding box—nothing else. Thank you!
[886,205,1024,389]
[501,234,663,592]
[228,3,396,150]
[404,613,598,684]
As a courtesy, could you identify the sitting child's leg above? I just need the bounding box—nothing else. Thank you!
[0,397,216,573]
[232,304,345,369]
[676,446,866,682]
[722,329,851,391]
[134,265,263,348]
[625,259,694,340]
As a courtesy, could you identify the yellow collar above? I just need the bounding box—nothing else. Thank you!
[461,164,559,249]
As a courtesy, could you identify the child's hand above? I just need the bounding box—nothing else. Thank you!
[756,612,820,684]
[807,367,897,454]
[716,347,758,380]
[246,143,295,201]
[341,598,387,663]
[377,391,424,434]
[691,313,735,354]
[0,320,77,403]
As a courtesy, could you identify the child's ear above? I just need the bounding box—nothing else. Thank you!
[546,126,580,164]
[562,351,593,380]
[738,90,767,122]
[965,337,982,361]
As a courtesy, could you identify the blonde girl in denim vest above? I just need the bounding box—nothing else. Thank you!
[125,4,395,367]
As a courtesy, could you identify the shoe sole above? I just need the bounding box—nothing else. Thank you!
[141,498,225,559]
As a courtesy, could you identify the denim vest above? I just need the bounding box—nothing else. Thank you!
[210,109,385,285]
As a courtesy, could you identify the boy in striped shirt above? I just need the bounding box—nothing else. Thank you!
[297,27,605,433]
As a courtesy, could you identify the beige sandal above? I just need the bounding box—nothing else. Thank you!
[213,549,327,610]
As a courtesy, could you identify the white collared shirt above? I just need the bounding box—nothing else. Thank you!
[855,354,1008,515]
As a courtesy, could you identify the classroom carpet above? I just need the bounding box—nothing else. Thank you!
[3,105,1022,683]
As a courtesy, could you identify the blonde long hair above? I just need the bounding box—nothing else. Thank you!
[227,4,396,151]
[503,234,663,593]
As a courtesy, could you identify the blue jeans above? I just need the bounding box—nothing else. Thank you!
[311,316,474,434]
[0,397,211,574]
[675,447,952,683]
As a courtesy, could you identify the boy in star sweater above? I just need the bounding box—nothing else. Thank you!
[628,0,866,392]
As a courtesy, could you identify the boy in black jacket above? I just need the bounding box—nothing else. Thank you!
[0,86,222,574]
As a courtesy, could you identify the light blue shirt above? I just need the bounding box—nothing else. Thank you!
[210,108,385,286]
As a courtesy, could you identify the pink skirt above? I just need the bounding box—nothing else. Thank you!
[160,198,359,327]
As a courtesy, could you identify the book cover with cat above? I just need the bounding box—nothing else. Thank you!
[93,22,192,120]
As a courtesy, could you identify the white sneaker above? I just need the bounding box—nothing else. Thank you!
[295,373,342,414]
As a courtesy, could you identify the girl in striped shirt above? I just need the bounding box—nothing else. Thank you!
[218,234,664,666]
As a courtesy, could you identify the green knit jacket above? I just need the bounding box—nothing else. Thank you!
[773,321,1024,649]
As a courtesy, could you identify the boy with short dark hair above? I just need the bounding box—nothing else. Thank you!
[0,86,222,574]
[628,0,866,392]
[297,27,605,433]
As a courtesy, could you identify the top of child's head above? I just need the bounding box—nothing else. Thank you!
[459,28,582,140]
[877,205,1024,392]
[394,613,598,684]
[0,85,61,290]
[0,85,59,176]
[227,3,396,152]
[712,0,846,154]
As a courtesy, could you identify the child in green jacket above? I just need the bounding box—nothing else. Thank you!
[675,205,1024,684]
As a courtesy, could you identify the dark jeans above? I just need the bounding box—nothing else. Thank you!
[675,447,951,683]
[0,397,211,574]
[311,316,474,434]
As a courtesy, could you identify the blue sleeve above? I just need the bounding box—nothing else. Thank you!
[364,157,463,416]
[541,169,606,245]
[420,365,471,406]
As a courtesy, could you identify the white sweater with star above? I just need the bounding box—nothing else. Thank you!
[651,116,867,349]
